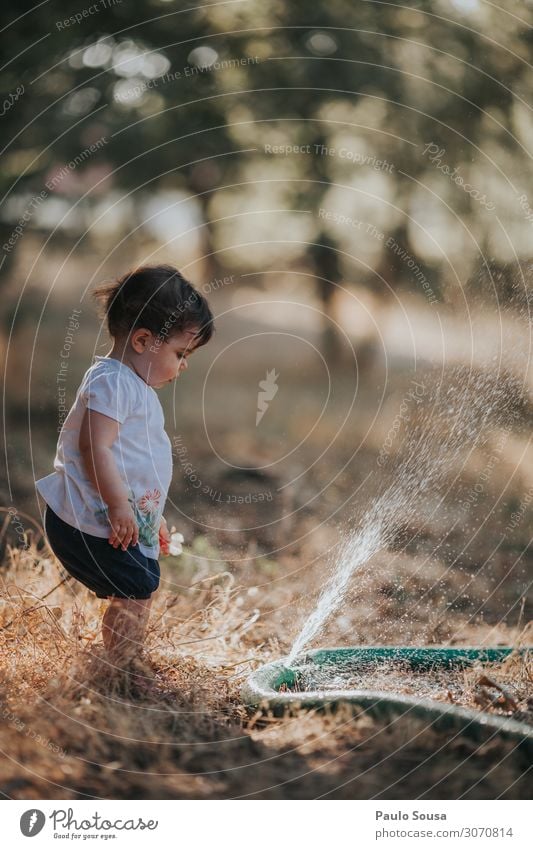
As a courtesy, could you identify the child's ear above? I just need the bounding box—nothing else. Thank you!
[131,327,153,353]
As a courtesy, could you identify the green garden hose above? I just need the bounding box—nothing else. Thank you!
[241,646,533,755]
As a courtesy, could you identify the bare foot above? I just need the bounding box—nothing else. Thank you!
[124,654,160,698]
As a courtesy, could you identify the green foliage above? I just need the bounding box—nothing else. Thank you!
[2,0,532,297]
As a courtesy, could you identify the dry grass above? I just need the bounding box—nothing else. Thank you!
[0,535,531,800]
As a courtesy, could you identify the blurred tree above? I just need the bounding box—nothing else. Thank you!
[1,0,532,315]
[308,231,342,362]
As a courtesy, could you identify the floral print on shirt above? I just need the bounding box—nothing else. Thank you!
[95,487,162,548]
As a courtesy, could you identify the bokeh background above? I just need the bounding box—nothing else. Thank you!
[0,0,532,800]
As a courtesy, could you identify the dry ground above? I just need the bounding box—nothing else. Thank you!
[0,533,531,801]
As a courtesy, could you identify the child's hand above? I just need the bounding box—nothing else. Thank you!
[159,518,184,556]
[159,516,171,555]
[108,501,139,551]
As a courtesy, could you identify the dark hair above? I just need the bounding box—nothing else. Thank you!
[91,264,214,348]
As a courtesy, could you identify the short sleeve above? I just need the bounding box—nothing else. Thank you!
[83,369,136,424]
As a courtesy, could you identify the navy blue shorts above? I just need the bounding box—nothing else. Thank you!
[44,504,160,600]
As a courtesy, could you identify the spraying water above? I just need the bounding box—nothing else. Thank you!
[287,364,525,664]
[288,518,384,663]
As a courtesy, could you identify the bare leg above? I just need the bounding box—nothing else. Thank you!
[102,596,152,666]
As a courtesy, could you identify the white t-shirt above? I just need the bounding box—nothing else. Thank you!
[36,356,173,559]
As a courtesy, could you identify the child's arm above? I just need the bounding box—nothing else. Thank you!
[79,408,139,551]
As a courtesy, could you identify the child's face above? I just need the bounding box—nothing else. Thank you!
[133,328,200,388]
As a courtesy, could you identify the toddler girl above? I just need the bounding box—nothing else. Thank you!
[36,265,214,680]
